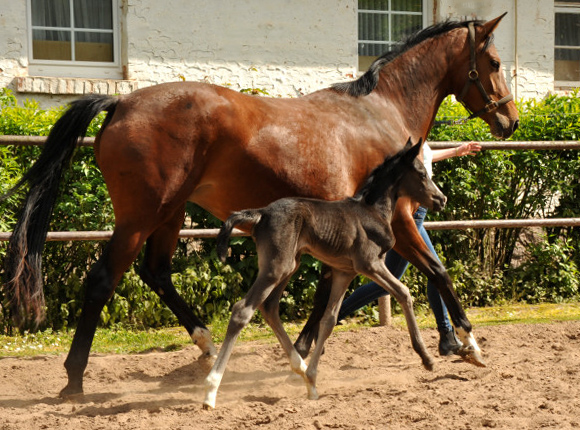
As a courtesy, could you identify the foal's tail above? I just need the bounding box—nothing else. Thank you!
[2,94,118,327]
[217,210,262,263]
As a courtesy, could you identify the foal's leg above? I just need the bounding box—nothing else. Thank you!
[259,272,314,396]
[139,205,217,366]
[363,262,435,371]
[304,269,355,400]
[60,226,147,397]
[203,259,296,409]
[294,264,332,358]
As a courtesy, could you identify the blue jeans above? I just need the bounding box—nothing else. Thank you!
[338,206,453,333]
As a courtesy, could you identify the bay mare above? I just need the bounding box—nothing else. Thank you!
[2,15,518,398]
[203,139,446,408]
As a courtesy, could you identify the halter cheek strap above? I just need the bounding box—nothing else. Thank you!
[456,22,513,122]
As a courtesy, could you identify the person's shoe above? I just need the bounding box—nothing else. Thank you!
[438,329,463,356]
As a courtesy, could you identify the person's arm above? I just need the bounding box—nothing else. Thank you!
[431,141,482,162]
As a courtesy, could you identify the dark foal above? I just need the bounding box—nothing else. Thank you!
[203,138,446,408]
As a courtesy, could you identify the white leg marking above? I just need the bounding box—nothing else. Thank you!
[192,327,218,358]
[456,328,481,352]
[289,350,308,376]
[203,369,223,409]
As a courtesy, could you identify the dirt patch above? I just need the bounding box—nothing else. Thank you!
[1,321,580,429]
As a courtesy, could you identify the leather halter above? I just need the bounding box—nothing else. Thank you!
[456,22,513,122]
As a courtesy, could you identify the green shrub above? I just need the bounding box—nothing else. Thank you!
[2,87,580,333]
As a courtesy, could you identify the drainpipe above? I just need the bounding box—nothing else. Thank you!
[514,0,519,100]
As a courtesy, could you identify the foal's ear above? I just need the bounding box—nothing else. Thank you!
[405,137,423,162]
[481,12,507,37]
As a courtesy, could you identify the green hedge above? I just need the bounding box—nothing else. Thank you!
[1,88,580,332]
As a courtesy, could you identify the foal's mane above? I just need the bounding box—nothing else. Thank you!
[353,141,418,206]
[333,19,485,97]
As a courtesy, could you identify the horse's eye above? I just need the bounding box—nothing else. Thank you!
[490,60,500,71]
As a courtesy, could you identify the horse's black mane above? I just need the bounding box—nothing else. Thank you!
[354,140,418,206]
[333,19,484,97]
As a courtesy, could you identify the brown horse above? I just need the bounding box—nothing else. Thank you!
[204,138,445,408]
[2,15,518,398]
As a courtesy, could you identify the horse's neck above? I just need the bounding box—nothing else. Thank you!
[375,37,458,134]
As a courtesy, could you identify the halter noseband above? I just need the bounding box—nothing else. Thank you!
[456,22,513,122]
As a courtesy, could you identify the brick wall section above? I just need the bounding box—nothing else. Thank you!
[15,76,144,96]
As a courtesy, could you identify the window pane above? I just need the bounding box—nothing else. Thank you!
[74,0,113,29]
[32,29,71,60]
[392,14,422,41]
[555,48,580,81]
[555,13,580,47]
[359,12,389,42]
[391,0,422,12]
[359,0,389,12]
[75,31,114,61]
[31,0,70,27]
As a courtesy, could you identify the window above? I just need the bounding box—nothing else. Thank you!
[358,0,426,71]
[555,1,580,85]
[28,0,121,79]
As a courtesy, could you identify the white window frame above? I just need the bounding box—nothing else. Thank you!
[357,0,429,71]
[554,2,580,88]
[26,0,122,79]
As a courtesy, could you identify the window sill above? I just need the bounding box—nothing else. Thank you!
[15,76,143,96]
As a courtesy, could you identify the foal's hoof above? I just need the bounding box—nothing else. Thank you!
[458,346,486,368]
[422,357,436,371]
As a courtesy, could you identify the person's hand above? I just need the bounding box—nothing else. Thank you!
[456,141,481,157]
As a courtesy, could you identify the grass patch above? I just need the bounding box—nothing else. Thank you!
[1,302,579,357]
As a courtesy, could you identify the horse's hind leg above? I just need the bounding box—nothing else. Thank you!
[139,206,217,367]
[60,227,146,397]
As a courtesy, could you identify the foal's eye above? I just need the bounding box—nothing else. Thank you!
[490,60,500,71]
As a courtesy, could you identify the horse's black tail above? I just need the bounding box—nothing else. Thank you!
[2,94,118,327]
[216,210,262,263]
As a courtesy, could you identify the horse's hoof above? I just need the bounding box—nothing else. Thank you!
[458,346,486,367]
[202,402,215,410]
[59,384,84,400]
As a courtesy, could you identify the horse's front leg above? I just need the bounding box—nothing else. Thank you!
[391,208,485,367]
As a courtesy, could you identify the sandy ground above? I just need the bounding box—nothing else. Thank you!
[1,320,580,430]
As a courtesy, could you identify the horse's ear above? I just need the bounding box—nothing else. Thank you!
[481,12,507,37]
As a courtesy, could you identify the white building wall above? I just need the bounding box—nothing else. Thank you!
[0,0,563,109]
[436,0,555,100]
[1,0,358,108]
[0,2,28,96]
[125,0,358,97]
